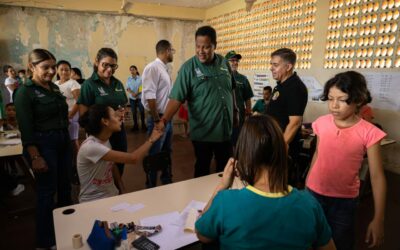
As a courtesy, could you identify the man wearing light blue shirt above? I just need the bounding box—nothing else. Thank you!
[126,65,146,131]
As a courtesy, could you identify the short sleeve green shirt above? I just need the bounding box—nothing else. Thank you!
[252,99,267,114]
[233,71,254,124]
[170,54,234,142]
[195,187,332,250]
[77,72,128,110]
[14,79,69,147]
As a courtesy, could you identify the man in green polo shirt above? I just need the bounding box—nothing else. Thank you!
[159,25,238,177]
[225,50,254,145]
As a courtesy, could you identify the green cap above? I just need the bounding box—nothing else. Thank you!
[225,50,242,60]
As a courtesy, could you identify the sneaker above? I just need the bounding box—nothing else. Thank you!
[11,184,25,196]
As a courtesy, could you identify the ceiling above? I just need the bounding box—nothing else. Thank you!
[133,0,230,9]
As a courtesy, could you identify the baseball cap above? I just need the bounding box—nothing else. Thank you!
[225,50,242,60]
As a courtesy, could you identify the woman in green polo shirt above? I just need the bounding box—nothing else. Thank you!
[14,48,72,249]
[77,48,128,176]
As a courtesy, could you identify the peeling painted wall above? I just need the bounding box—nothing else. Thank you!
[0,5,200,81]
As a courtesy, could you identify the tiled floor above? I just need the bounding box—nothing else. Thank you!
[1,128,399,250]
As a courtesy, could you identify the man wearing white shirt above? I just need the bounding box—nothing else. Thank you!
[141,40,175,188]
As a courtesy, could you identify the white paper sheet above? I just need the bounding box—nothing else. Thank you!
[364,72,400,111]
[299,76,323,102]
[110,202,131,212]
[125,203,145,213]
[0,138,21,145]
[172,200,206,227]
[140,211,199,250]
[252,72,271,102]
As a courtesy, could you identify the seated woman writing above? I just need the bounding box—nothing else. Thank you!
[77,104,162,203]
[195,115,336,250]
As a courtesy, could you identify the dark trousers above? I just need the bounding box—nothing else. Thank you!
[308,189,358,250]
[0,165,18,194]
[27,129,72,248]
[130,98,145,128]
[146,116,173,188]
[192,140,233,177]
[109,124,128,176]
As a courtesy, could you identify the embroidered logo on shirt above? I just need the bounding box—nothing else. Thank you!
[195,68,204,78]
[272,91,280,101]
[115,88,123,92]
[34,90,45,98]
[98,87,108,96]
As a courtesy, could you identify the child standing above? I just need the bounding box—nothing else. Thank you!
[306,71,386,250]
[195,115,335,250]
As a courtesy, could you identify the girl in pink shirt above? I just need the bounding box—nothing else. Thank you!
[306,71,386,250]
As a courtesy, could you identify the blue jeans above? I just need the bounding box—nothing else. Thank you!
[25,129,72,248]
[146,116,173,187]
[130,98,145,128]
[308,189,358,250]
[109,124,128,176]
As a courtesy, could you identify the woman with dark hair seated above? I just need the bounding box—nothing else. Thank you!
[195,115,336,250]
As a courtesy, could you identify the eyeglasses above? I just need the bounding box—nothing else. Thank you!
[101,62,118,70]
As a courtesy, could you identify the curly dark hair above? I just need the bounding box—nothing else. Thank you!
[321,71,372,106]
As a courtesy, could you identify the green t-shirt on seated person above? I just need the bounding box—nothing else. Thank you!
[252,99,267,114]
[77,72,128,110]
[169,54,234,142]
[195,186,332,250]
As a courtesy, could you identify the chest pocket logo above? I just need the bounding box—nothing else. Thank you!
[98,87,108,96]
[195,68,204,78]
[272,91,280,101]
[34,90,45,98]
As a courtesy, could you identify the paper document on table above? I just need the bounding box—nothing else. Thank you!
[0,138,21,145]
[172,200,205,227]
[111,202,145,213]
[140,211,199,250]
[111,202,131,212]
[125,203,145,213]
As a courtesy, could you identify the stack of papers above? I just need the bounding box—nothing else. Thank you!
[0,138,21,145]
[139,200,206,250]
